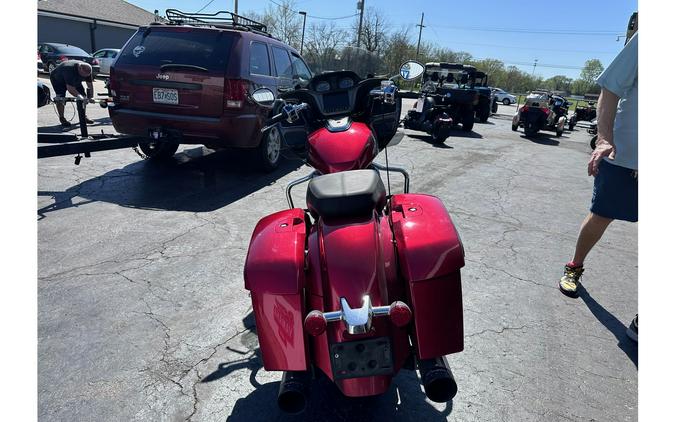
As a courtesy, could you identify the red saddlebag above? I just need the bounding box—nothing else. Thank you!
[390,194,465,359]
[244,209,308,371]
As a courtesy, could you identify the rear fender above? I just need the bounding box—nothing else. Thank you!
[307,214,409,397]
[244,208,309,371]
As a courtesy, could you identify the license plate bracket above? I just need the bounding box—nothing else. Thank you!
[153,88,178,105]
[330,337,394,380]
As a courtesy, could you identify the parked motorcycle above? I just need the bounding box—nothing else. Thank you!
[401,61,455,143]
[512,90,571,137]
[243,66,465,414]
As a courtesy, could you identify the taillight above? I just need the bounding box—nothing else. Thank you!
[521,106,529,113]
[92,58,99,65]
[59,55,68,62]
[541,107,549,114]
[304,311,327,336]
[389,301,412,327]
[224,79,248,108]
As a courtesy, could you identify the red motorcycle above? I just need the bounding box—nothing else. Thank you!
[243,69,465,414]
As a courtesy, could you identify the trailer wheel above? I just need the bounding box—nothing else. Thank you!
[139,142,179,160]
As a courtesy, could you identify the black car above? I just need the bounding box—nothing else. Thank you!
[37,43,100,75]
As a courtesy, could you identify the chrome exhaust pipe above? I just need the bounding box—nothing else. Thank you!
[277,371,310,414]
[418,357,458,403]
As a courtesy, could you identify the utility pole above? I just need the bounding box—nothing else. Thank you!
[531,58,538,76]
[234,0,238,14]
[356,0,365,48]
[299,11,307,54]
[416,12,425,59]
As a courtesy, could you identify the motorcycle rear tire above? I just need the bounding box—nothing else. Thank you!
[431,128,448,144]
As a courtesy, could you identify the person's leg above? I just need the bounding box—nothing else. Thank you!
[55,101,65,120]
[571,212,613,265]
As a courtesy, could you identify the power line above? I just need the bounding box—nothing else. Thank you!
[268,0,359,20]
[441,40,616,55]
[426,23,622,36]
[195,0,216,14]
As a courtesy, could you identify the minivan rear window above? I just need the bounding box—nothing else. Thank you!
[116,28,234,70]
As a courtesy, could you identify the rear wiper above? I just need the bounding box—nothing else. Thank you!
[160,64,209,72]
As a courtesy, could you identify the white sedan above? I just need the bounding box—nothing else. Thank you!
[491,88,518,105]
[92,48,120,75]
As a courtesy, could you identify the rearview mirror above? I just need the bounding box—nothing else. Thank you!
[250,88,275,106]
[399,60,424,81]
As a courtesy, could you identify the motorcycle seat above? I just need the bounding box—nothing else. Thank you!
[306,170,386,220]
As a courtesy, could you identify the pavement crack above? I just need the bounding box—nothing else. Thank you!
[465,324,527,339]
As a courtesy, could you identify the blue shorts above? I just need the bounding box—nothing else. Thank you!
[590,159,638,222]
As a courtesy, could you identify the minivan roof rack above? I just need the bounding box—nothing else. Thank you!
[164,9,270,35]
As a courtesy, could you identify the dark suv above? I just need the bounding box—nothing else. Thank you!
[108,10,313,170]
[38,43,101,75]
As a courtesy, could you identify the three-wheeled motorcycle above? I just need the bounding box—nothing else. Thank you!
[512,90,571,137]
[243,62,466,414]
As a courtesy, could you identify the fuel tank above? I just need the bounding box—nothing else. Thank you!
[307,121,377,175]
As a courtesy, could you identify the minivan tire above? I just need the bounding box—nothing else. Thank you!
[257,126,282,172]
[139,141,179,160]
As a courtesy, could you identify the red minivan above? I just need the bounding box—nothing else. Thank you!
[108,11,313,170]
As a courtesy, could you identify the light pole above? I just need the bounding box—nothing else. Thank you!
[299,11,307,55]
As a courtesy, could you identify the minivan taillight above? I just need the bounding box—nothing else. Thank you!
[224,79,248,109]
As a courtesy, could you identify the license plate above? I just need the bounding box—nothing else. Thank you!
[153,88,178,105]
[330,337,393,380]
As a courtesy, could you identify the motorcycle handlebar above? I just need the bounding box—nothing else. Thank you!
[262,103,309,133]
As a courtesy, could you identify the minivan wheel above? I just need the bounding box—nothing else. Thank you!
[257,126,282,172]
[139,141,179,160]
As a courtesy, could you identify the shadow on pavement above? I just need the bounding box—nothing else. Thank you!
[37,147,304,218]
[406,134,454,149]
[227,371,453,422]
[520,134,560,146]
[210,312,453,421]
[578,284,638,367]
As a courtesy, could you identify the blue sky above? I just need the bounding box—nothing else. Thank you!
[127,0,637,80]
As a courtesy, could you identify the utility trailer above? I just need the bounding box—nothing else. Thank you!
[38,96,156,164]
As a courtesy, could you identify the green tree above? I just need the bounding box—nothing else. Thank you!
[579,59,604,84]
[544,75,573,92]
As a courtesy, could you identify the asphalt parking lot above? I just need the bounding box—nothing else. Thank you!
[38,75,637,421]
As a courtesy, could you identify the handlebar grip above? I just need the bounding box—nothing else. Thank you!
[266,112,285,126]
